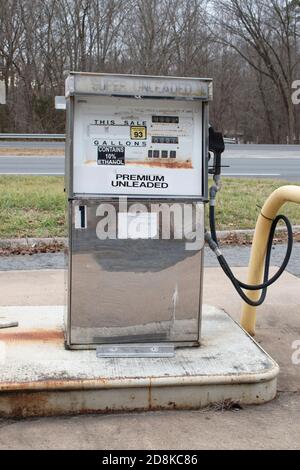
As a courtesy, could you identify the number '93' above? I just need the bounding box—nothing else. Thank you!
[146,454,198,465]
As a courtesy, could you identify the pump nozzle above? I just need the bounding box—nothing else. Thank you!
[208,127,225,176]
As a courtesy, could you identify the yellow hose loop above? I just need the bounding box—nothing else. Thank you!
[241,185,300,336]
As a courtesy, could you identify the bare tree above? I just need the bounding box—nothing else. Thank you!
[0,0,299,142]
[123,0,180,75]
[210,0,300,143]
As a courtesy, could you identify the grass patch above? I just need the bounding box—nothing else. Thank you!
[0,176,65,238]
[213,178,300,230]
[0,176,299,239]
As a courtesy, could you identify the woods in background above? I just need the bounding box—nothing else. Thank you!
[0,0,299,143]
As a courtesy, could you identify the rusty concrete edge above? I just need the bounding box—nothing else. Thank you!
[0,363,279,393]
[0,381,278,418]
[0,226,299,249]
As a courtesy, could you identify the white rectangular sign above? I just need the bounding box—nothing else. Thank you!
[72,96,203,197]
[118,212,158,239]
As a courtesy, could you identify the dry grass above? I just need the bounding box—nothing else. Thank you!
[0,175,299,239]
[0,175,65,238]
[213,177,300,230]
[0,148,64,156]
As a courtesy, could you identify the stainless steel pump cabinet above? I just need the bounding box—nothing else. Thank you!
[64,72,212,349]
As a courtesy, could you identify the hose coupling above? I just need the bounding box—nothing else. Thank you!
[205,231,222,257]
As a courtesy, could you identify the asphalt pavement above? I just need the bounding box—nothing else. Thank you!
[0,156,64,175]
[0,243,299,277]
[0,144,299,180]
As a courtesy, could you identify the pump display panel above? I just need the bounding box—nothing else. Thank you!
[72,96,205,197]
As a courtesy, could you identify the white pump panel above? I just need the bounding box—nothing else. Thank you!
[73,96,203,196]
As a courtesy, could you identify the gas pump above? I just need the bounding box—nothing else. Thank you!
[64,73,211,350]
[64,72,293,352]
[1,72,298,417]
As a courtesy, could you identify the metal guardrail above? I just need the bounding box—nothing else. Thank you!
[0,133,238,144]
[0,133,65,140]
[224,137,237,144]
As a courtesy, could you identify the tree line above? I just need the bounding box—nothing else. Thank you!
[0,0,299,143]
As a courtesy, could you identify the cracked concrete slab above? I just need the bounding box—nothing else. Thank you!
[0,265,299,449]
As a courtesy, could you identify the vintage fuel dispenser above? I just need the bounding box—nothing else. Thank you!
[1,72,298,418]
[64,72,211,350]
[64,72,293,353]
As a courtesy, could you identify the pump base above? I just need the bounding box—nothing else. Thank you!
[0,305,278,417]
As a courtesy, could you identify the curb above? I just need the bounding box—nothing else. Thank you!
[0,226,299,250]
[0,237,67,249]
[217,225,300,239]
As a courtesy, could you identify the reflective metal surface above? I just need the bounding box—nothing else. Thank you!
[66,199,204,348]
[66,72,213,100]
[96,343,175,358]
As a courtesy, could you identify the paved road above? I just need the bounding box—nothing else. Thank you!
[221,144,300,181]
[0,156,64,175]
[222,157,299,181]
[0,144,299,179]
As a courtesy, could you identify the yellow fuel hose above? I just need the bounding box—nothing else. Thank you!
[241,185,300,335]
